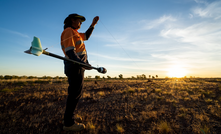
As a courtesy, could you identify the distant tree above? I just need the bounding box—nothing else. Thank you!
[107,76,111,79]
[152,76,155,79]
[149,75,151,79]
[12,75,19,79]
[95,76,100,79]
[156,75,158,78]
[137,75,141,79]
[54,76,59,79]
[0,75,3,79]
[119,74,123,79]
[88,76,92,79]
[48,76,52,79]
[4,75,12,80]
[131,76,135,79]
[142,74,146,79]
[21,75,27,79]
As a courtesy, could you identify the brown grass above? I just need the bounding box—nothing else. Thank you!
[0,78,221,133]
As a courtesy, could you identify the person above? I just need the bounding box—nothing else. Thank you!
[60,13,99,131]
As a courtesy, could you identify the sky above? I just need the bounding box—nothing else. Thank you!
[0,0,221,78]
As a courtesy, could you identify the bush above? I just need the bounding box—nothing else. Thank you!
[4,75,12,80]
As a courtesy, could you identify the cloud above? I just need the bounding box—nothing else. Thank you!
[160,0,221,47]
[139,15,177,30]
[193,1,221,19]
[88,52,149,62]
[106,64,165,71]
[189,14,194,19]
[160,1,221,50]
[0,28,29,38]
[160,22,221,50]
[194,0,207,4]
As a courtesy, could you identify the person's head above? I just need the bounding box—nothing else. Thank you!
[64,14,86,29]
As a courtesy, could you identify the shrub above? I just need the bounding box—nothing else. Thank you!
[127,88,135,94]
[98,91,105,96]
[116,124,124,133]
[158,121,171,133]
[200,125,210,134]
[4,75,12,80]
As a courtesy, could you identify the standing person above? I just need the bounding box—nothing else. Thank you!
[61,13,99,131]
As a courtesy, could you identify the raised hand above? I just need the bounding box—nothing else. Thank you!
[91,16,99,27]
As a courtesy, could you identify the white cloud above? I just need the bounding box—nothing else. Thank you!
[193,1,221,19]
[189,14,194,19]
[139,15,177,30]
[0,28,29,38]
[88,52,149,62]
[160,18,221,49]
[194,0,207,4]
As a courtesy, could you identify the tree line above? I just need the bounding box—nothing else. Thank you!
[0,75,66,80]
[0,74,159,80]
[88,74,159,79]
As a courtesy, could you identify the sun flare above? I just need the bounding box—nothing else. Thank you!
[167,65,187,78]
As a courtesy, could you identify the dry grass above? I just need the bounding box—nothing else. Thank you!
[0,78,221,133]
[158,121,171,134]
[116,124,124,133]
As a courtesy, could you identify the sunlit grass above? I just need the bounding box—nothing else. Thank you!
[1,78,221,133]
[205,98,213,103]
[116,124,124,133]
[0,87,23,92]
[97,91,105,96]
[158,121,171,133]
[87,122,96,131]
[200,125,210,134]
[155,88,162,93]
[218,96,221,102]
[124,87,135,94]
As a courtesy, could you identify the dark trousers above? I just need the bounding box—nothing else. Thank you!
[64,66,84,127]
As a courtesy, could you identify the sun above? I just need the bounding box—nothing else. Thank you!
[167,65,188,78]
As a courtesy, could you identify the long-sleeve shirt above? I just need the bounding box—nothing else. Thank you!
[61,25,94,70]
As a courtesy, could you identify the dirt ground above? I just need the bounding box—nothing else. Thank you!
[1,79,221,134]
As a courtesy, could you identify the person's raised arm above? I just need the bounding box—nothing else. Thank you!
[85,16,99,40]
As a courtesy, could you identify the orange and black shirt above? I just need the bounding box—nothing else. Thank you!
[61,25,94,67]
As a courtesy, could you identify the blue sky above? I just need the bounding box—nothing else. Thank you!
[0,0,221,78]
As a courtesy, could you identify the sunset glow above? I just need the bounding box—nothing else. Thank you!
[167,65,188,78]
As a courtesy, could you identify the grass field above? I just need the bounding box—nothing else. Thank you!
[1,78,221,134]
